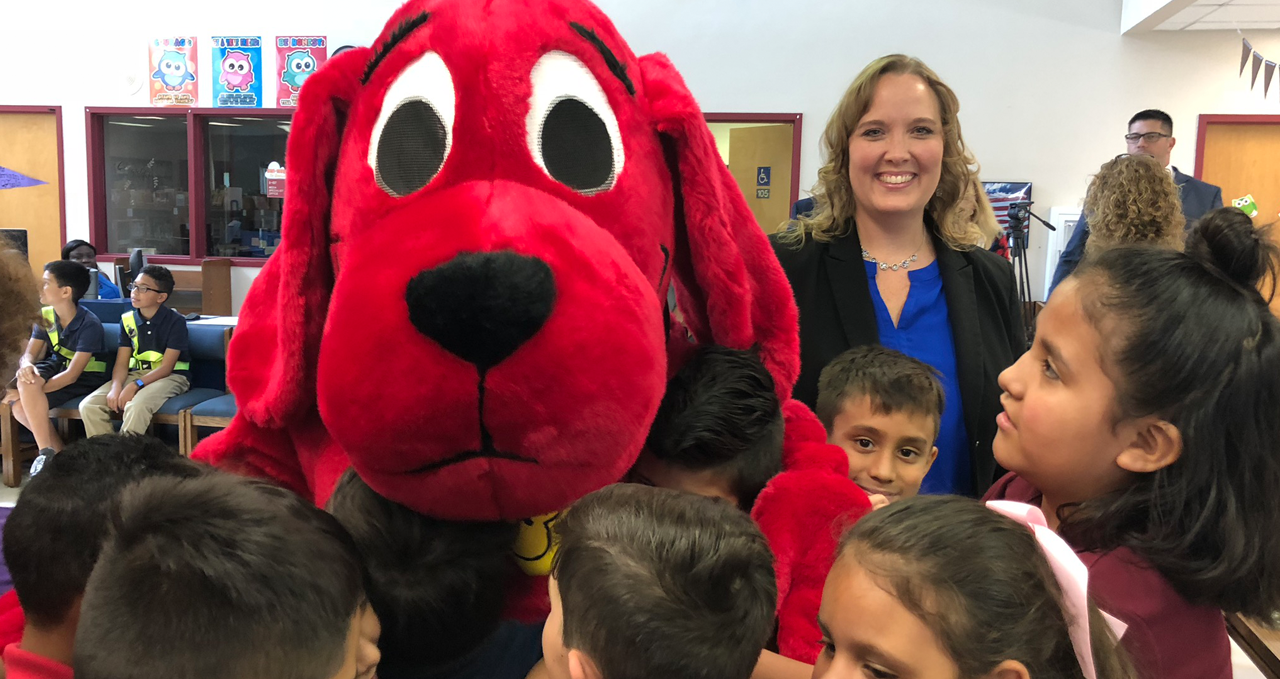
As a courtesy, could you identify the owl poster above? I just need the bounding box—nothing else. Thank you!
[275,36,327,108]
[213,37,263,108]
[149,38,198,107]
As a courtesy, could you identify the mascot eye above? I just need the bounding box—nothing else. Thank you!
[526,51,625,195]
[367,51,456,198]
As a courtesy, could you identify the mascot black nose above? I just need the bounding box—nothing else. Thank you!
[406,252,556,370]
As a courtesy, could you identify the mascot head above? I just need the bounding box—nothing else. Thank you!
[218,0,799,521]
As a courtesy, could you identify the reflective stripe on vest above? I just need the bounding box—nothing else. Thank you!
[40,307,106,373]
[120,311,189,372]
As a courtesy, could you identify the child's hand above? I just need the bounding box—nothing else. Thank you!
[106,385,121,411]
[16,366,37,384]
[118,383,138,410]
[868,494,890,510]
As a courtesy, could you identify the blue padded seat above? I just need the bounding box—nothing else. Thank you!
[191,393,236,419]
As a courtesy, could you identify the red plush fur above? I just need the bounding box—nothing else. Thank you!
[184,0,871,660]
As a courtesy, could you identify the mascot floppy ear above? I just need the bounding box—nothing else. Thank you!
[639,53,800,399]
[194,49,370,491]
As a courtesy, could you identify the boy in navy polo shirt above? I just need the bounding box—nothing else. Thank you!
[4,261,110,466]
[80,265,191,437]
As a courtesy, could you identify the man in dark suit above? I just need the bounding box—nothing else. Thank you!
[1049,109,1223,295]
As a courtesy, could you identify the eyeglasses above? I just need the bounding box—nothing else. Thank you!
[127,284,163,294]
[1124,132,1171,144]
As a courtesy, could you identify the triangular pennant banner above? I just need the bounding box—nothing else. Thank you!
[1243,39,1254,76]
[1266,61,1276,98]
[0,166,47,191]
[1252,51,1264,88]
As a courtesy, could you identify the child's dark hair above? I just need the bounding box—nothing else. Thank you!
[815,345,945,436]
[2,434,204,629]
[75,472,366,679]
[45,259,92,304]
[645,345,783,510]
[552,484,776,679]
[843,496,1135,679]
[327,469,516,672]
[138,263,175,295]
[60,239,96,261]
[1066,206,1280,618]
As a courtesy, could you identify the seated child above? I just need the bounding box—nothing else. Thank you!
[6,260,110,467]
[816,345,941,508]
[79,264,192,437]
[820,495,1133,679]
[328,469,539,679]
[985,207,1280,679]
[541,484,776,679]
[628,345,783,511]
[73,471,381,679]
[0,434,204,679]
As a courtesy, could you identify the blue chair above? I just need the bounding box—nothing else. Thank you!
[185,393,236,455]
[81,299,134,324]
[0,325,121,486]
[45,324,229,458]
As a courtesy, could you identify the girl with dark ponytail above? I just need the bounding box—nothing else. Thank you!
[987,206,1280,679]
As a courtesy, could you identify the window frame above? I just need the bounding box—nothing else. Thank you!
[87,107,294,268]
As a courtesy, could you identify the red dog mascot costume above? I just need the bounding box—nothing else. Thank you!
[177,0,871,666]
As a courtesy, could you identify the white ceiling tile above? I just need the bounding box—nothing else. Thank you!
[1167,4,1225,22]
[1183,19,1280,27]
[1202,3,1280,19]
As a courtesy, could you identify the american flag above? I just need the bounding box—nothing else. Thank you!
[983,181,1032,259]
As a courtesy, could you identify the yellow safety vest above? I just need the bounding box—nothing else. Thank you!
[40,307,106,373]
[121,310,190,372]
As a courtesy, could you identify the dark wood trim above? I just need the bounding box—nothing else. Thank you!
[1195,114,1280,180]
[85,107,293,267]
[704,112,804,208]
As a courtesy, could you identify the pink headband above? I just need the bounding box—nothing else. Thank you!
[985,501,1128,679]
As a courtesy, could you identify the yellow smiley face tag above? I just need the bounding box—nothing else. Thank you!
[513,511,561,576]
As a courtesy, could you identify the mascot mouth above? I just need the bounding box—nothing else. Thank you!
[408,370,538,474]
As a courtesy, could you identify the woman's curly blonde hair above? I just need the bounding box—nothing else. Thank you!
[1083,154,1185,257]
[781,54,988,250]
[0,243,41,377]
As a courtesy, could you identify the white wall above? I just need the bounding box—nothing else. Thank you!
[4,0,1280,307]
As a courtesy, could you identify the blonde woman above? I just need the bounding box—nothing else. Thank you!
[1081,154,1185,257]
[773,55,1024,497]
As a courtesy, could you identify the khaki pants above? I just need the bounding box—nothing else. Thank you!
[80,371,190,437]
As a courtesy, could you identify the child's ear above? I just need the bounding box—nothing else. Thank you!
[158,291,170,306]
[981,659,1031,679]
[567,650,603,679]
[925,446,939,469]
[1116,418,1182,474]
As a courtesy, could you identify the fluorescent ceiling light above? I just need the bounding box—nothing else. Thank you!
[232,117,265,121]
[208,122,242,127]
[133,116,165,120]
[110,121,153,127]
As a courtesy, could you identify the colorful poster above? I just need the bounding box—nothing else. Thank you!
[275,36,327,108]
[149,37,198,107]
[213,36,263,108]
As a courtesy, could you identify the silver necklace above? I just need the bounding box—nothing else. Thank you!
[861,246,919,272]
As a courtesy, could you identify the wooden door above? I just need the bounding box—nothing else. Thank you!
[727,124,794,234]
[0,110,62,280]
[1201,122,1280,314]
